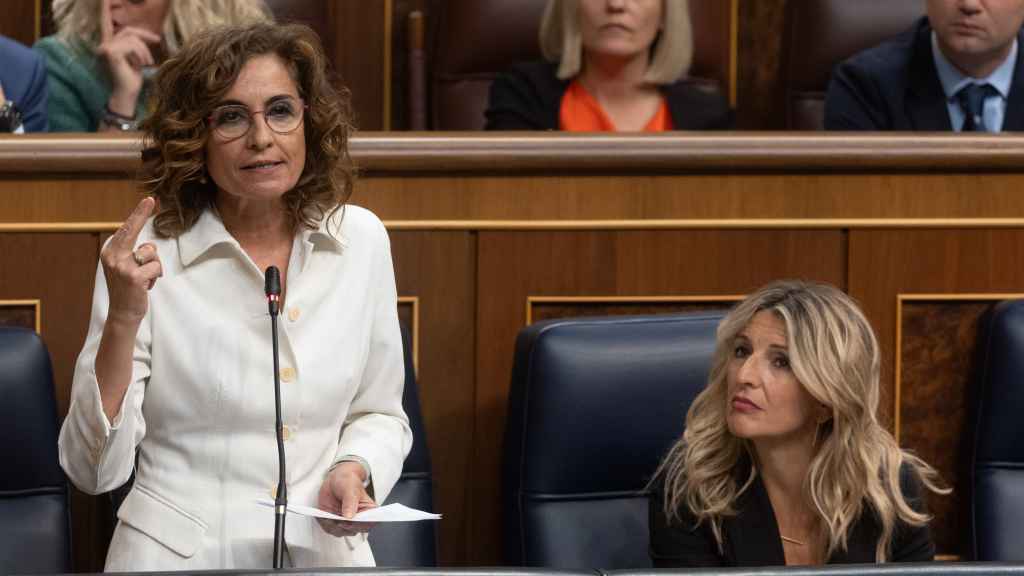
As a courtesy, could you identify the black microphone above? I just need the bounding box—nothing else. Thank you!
[265,266,281,317]
[264,266,287,569]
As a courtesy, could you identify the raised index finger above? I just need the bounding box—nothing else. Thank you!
[99,0,114,44]
[111,197,155,253]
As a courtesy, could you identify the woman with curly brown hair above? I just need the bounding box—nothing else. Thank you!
[650,280,948,566]
[59,23,411,570]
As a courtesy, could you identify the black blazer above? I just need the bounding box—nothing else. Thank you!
[649,462,936,567]
[824,17,1024,131]
[484,60,733,131]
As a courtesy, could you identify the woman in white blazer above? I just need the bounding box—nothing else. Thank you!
[59,22,412,570]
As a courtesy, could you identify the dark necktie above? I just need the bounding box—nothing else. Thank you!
[956,83,997,132]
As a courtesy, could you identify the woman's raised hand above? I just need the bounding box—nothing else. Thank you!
[100,197,162,326]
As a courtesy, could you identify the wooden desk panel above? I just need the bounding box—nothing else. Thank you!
[1,134,1020,566]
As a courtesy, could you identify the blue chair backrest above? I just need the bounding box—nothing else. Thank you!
[0,327,71,574]
[971,300,1024,561]
[503,312,725,569]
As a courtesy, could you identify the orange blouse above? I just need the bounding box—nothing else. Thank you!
[558,80,673,132]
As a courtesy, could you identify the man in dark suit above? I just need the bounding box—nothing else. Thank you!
[0,35,49,133]
[825,0,1024,131]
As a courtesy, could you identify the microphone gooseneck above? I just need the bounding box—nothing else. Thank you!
[264,266,287,569]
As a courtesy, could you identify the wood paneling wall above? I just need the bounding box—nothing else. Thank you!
[2,134,1023,566]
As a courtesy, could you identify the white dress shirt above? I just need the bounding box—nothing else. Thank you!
[59,204,412,570]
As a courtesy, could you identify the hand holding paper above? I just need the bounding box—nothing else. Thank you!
[256,499,441,523]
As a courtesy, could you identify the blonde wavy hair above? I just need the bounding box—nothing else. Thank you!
[539,0,692,84]
[657,280,948,562]
[51,0,273,54]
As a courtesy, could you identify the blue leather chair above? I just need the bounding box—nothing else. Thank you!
[0,327,71,574]
[503,312,725,569]
[370,323,438,566]
[970,299,1024,561]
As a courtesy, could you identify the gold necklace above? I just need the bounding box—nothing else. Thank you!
[780,535,806,546]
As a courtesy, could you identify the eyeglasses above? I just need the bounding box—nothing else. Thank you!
[207,97,306,140]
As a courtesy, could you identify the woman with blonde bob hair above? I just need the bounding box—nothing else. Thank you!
[651,280,948,566]
[485,0,730,131]
[34,0,272,131]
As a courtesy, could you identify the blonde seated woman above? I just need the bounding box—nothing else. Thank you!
[484,0,731,131]
[650,280,948,566]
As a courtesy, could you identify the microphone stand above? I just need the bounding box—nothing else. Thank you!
[265,267,287,570]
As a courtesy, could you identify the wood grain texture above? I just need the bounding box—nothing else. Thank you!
[899,300,994,557]
[12,134,1024,173]
[389,230,476,565]
[736,0,788,129]
[390,0,431,130]
[849,229,1024,557]
[0,0,37,47]
[330,1,387,130]
[0,302,36,330]
[470,229,845,562]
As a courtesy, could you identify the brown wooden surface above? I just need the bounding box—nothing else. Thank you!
[0,0,38,48]
[898,300,995,556]
[390,231,477,565]
[848,229,1024,558]
[2,136,1023,565]
[737,0,789,129]
[11,133,1024,174]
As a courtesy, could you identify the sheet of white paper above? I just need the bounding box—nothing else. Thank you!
[256,499,441,522]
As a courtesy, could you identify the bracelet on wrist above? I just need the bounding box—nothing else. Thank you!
[102,106,138,131]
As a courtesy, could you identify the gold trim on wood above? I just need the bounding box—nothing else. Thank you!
[893,293,1024,439]
[383,0,393,131]
[380,219,1024,231]
[526,294,744,325]
[4,219,1024,234]
[0,299,42,334]
[398,295,419,374]
[0,223,121,233]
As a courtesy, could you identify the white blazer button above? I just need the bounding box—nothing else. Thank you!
[288,307,301,322]
[280,367,296,383]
